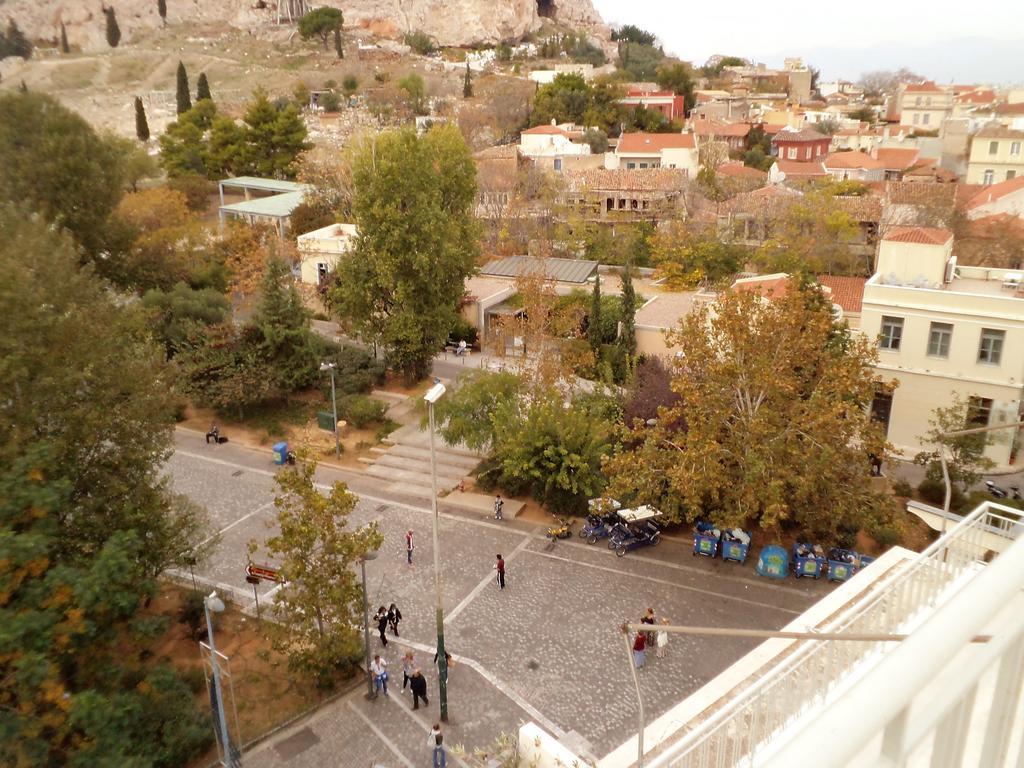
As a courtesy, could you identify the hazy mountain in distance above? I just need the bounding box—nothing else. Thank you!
[754,37,1024,85]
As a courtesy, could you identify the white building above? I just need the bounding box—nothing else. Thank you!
[295,223,357,286]
[605,132,698,176]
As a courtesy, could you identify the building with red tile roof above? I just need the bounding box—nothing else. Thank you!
[965,176,1024,220]
[731,273,791,300]
[881,226,953,245]
[823,151,887,182]
[618,89,686,121]
[717,161,768,182]
[612,132,699,175]
[769,158,828,183]
[817,274,866,320]
[772,127,832,162]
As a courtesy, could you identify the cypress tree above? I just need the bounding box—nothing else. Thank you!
[196,72,211,101]
[158,0,167,26]
[134,96,150,141]
[104,6,121,48]
[5,20,33,59]
[175,60,191,114]
[619,266,637,358]
[60,22,69,54]
[463,62,473,98]
[333,27,343,59]
[588,274,602,353]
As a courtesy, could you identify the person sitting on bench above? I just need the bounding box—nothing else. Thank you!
[205,424,220,444]
[455,339,468,356]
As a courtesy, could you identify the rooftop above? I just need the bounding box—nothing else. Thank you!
[823,151,886,170]
[479,255,598,284]
[966,175,1024,209]
[772,159,827,178]
[772,127,830,143]
[634,289,709,330]
[904,80,944,93]
[881,226,953,245]
[218,176,307,194]
[817,274,866,313]
[690,119,751,138]
[475,143,520,161]
[975,123,1024,139]
[716,161,768,180]
[521,124,570,136]
[562,168,689,193]
[219,190,306,219]
[731,273,791,299]
[873,147,920,171]
[617,132,696,153]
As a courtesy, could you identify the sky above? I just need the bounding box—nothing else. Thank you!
[590,0,1024,83]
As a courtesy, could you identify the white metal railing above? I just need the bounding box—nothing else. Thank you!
[646,502,1022,768]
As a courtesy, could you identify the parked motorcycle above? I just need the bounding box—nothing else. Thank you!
[545,517,573,542]
[985,480,1022,500]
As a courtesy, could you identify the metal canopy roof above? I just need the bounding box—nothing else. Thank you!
[480,255,598,284]
[219,176,307,194]
[219,190,306,218]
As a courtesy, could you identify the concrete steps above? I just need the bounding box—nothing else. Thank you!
[361,453,467,483]
[362,463,463,489]
[371,443,480,471]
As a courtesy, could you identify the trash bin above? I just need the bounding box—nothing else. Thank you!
[316,411,335,431]
[272,441,289,465]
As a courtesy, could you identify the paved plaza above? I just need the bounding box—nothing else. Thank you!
[167,430,829,766]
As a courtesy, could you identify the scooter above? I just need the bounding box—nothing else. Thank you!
[545,517,573,542]
[985,480,1022,500]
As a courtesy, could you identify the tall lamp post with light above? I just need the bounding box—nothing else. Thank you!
[359,549,379,699]
[424,380,450,721]
[320,361,341,458]
[203,591,239,767]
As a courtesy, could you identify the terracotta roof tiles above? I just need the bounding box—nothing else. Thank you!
[882,226,953,245]
[824,151,887,170]
[966,176,1024,210]
[772,127,830,143]
[562,168,689,193]
[817,274,866,314]
[617,132,696,153]
[873,147,920,171]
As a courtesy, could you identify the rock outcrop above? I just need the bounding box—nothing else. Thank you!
[1,0,608,52]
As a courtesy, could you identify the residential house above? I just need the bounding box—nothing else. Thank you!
[716,161,768,185]
[819,80,865,99]
[690,119,751,152]
[691,91,750,121]
[518,123,592,172]
[617,87,686,121]
[717,185,804,244]
[607,132,698,176]
[634,290,713,357]
[768,158,828,184]
[860,226,1024,467]
[898,81,954,130]
[966,124,1024,184]
[823,151,887,182]
[560,168,688,222]
[873,147,921,180]
[771,127,832,161]
[474,144,521,219]
[964,176,1024,220]
[952,87,998,118]
[296,223,357,285]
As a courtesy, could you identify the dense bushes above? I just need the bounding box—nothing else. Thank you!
[319,344,386,398]
[338,394,387,427]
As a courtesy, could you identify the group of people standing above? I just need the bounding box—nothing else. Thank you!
[631,607,670,669]
[374,603,402,646]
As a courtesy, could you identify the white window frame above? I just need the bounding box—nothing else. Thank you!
[879,316,904,351]
[927,322,952,358]
[983,169,994,185]
[1011,141,1021,156]
[978,328,1004,365]
[787,147,797,159]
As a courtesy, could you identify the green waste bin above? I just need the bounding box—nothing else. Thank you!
[317,411,336,431]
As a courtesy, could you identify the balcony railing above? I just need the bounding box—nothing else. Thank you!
[646,502,1022,768]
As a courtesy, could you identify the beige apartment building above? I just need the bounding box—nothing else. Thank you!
[860,227,1024,467]
[965,123,1024,184]
[295,222,357,285]
[898,82,953,131]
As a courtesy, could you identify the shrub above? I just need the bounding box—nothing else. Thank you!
[320,344,386,397]
[180,666,207,694]
[166,174,215,212]
[131,614,171,643]
[319,90,341,111]
[339,394,387,427]
[404,30,437,55]
[179,591,206,640]
[448,316,478,347]
[891,478,913,498]
[917,476,966,510]
[342,75,359,95]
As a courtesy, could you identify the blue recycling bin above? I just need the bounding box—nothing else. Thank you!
[272,441,289,465]
[756,545,790,579]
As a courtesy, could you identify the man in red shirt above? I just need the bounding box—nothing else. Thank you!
[495,554,505,590]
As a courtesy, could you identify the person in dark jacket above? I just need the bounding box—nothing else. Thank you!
[409,668,429,710]
[388,603,402,636]
[376,606,389,647]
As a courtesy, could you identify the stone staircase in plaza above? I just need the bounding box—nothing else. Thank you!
[359,421,482,498]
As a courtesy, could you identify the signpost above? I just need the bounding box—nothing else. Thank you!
[244,563,280,621]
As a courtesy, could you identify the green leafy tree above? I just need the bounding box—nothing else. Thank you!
[196,71,211,101]
[583,127,608,153]
[250,460,383,683]
[604,283,891,537]
[588,274,603,353]
[175,60,191,114]
[463,62,473,99]
[849,106,876,124]
[342,74,359,95]
[142,282,231,356]
[298,7,344,50]
[104,6,121,48]
[619,265,636,357]
[0,205,212,575]
[204,114,247,177]
[0,19,33,59]
[611,24,656,46]
[240,89,310,178]
[404,30,436,55]
[914,394,996,495]
[332,125,479,380]
[656,62,695,112]
[253,256,319,392]
[60,21,70,53]
[617,42,664,81]
[158,0,167,25]
[397,72,427,115]
[756,188,865,276]
[531,72,591,127]
[0,92,126,261]
[135,96,150,140]
[432,370,524,452]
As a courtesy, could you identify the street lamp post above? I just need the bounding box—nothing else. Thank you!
[359,550,379,699]
[320,362,341,458]
[424,381,449,722]
[203,591,237,768]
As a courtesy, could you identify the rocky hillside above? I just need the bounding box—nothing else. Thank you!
[0,0,608,51]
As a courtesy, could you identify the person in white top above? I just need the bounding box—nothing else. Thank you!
[371,654,389,696]
[656,618,669,659]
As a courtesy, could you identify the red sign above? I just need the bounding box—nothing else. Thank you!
[245,563,281,582]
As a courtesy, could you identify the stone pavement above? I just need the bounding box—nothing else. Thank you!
[166,431,828,765]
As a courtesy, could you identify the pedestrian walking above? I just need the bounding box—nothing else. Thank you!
[405,529,414,565]
[494,494,504,520]
[410,668,429,709]
[632,630,646,669]
[656,618,669,659]
[387,603,402,637]
[401,651,416,693]
[429,724,447,768]
[371,654,389,696]
[494,554,506,590]
[376,606,389,647]
[433,650,453,684]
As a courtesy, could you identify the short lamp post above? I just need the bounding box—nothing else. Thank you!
[320,361,341,458]
[424,380,449,721]
[203,591,238,767]
[359,549,379,699]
